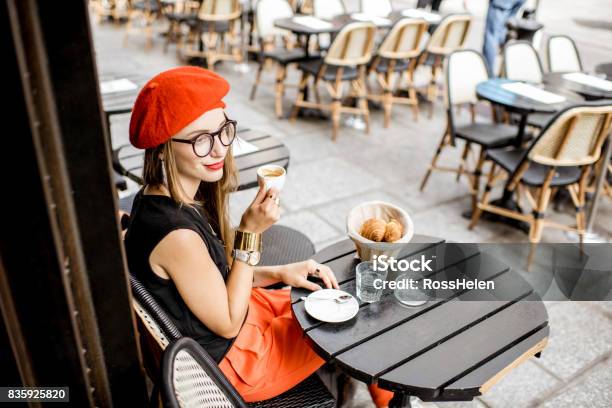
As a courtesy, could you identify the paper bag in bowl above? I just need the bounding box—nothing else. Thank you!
[347,201,414,260]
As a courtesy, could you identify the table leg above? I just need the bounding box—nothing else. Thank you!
[515,112,528,147]
[389,392,412,408]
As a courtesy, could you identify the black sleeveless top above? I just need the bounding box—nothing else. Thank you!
[124,188,234,362]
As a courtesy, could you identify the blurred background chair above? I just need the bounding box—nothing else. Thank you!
[251,0,314,118]
[290,22,377,141]
[360,0,392,16]
[163,0,201,53]
[367,18,428,126]
[546,34,583,73]
[123,0,163,50]
[470,104,612,264]
[502,40,543,83]
[182,0,242,69]
[502,40,551,129]
[416,14,472,118]
[420,49,519,211]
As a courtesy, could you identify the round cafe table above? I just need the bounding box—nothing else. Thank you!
[290,237,549,407]
[543,72,612,101]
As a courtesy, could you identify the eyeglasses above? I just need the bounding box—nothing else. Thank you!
[171,115,237,157]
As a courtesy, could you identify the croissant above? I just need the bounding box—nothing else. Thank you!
[360,218,386,242]
[384,219,403,242]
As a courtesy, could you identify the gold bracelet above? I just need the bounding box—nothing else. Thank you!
[234,230,262,252]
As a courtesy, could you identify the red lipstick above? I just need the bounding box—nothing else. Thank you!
[205,160,224,171]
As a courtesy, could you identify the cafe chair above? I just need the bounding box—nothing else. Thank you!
[416,14,472,118]
[313,0,345,20]
[130,274,183,406]
[123,0,163,50]
[251,0,314,118]
[420,49,519,210]
[367,18,428,126]
[546,35,583,73]
[163,0,201,53]
[502,40,543,83]
[90,0,130,23]
[162,337,336,408]
[182,0,243,69]
[502,40,552,129]
[470,103,612,265]
[290,22,377,141]
[360,0,392,16]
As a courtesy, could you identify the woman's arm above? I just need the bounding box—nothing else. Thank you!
[150,229,253,339]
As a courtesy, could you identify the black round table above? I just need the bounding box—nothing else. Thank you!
[113,127,290,191]
[544,72,612,100]
[99,73,148,136]
[290,237,549,407]
[476,78,583,146]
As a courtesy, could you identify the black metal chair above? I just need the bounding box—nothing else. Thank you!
[162,337,336,408]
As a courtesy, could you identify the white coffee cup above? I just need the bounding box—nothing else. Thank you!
[257,165,286,192]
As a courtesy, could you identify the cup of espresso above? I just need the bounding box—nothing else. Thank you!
[257,165,286,192]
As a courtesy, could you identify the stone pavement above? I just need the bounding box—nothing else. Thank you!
[91,1,612,406]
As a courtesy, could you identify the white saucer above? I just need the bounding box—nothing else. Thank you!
[303,289,359,323]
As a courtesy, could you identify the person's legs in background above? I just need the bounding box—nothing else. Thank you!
[483,0,526,76]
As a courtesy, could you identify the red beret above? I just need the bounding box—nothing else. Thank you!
[129,66,230,149]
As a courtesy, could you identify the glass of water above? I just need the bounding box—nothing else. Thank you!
[356,261,387,303]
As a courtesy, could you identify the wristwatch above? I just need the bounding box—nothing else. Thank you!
[232,248,261,266]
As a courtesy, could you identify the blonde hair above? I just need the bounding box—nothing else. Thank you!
[142,141,239,263]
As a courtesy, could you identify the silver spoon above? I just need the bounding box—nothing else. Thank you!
[301,294,353,304]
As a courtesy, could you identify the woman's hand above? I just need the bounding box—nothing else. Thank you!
[239,180,280,234]
[280,260,339,292]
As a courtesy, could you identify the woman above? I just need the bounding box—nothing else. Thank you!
[125,66,392,407]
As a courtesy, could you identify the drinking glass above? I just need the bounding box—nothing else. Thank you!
[356,261,387,303]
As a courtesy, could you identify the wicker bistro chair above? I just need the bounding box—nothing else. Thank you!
[416,14,471,118]
[163,0,201,53]
[367,18,428,126]
[162,337,336,408]
[546,35,583,74]
[290,22,377,141]
[420,50,519,209]
[182,0,242,69]
[360,0,392,16]
[130,274,183,406]
[250,0,316,118]
[502,40,544,83]
[502,40,553,129]
[123,0,164,50]
[470,103,612,263]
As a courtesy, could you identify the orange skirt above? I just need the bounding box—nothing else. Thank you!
[218,288,393,407]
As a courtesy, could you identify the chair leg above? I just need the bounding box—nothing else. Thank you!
[527,171,555,269]
[471,149,487,211]
[331,98,341,141]
[250,60,264,100]
[469,162,497,230]
[383,90,392,128]
[357,69,370,134]
[290,72,308,122]
[456,142,472,182]
[275,65,287,118]
[407,67,419,122]
[420,129,450,191]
